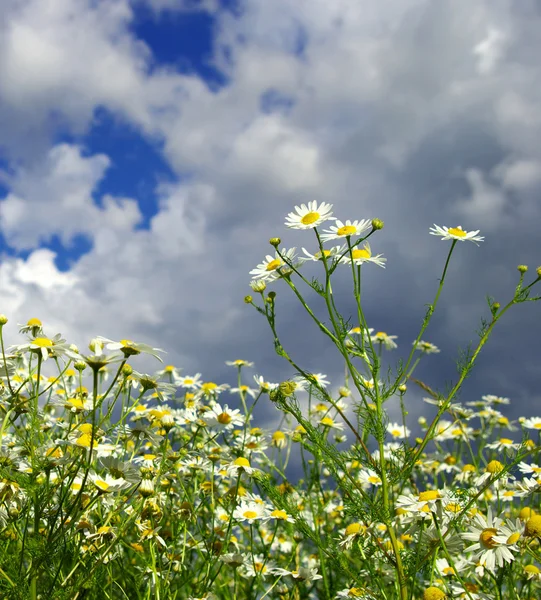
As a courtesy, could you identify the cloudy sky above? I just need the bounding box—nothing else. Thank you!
[0,0,540,424]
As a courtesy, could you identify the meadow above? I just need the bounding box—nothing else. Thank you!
[0,202,540,599]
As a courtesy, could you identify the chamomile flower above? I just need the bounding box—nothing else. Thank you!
[285,201,334,229]
[253,375,278,393]
[249,248,298,282]
[233,501,268,524]
[299,245,345,264]
[226,457,259,477]
[320,219,372,242]
[95,337,165,361]
[12,334,71,362]
[413,340,441,354]
[521,417,541,430]
[204,403,244,431]
[387,422,410,439]
[177,373,203,390]
[339,242,386,268]
[225,359,254,368]
[461,508,516,572]
[370,331,398,349]
[429,224,484,245]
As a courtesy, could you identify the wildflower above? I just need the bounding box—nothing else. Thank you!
[521,416,541,430]
[339,242,386,268]
[12,334,70,362]
[226,457,259,477]
[320,219,371,242]
[285,201,334,229]
[524,515,541,537]
[429,224,484,245]
[205,403,244,431]
[95,337,165,361]
[229,384,258,399]
[271,431,287,449]
[18,318,44,336]
[413,340,441,354]
[387,422,410,439]
[272,566,323,582]
[358,469,382,487]
[299,245,345,264]
[524,564,541,581]
[196,381,230,400]
[89,473,130,494]
[249,248,298,282]
[461,507,516,572]
[225,359,254,368]
[300,372,330,388]
[370,331,397,349]
[253,375,278,393]
[267,508,295,523]
[485,437,520,452]
[233,501,268,524]
[242,554,276,578]
[423,587,445,600]
[319,416,344,431]
[335,588,376,599]
[177,373,202,390]
[339,522,367,549]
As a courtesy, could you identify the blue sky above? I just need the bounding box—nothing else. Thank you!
[0,0,540,425]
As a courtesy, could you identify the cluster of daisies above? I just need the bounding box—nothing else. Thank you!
[249,200,484,283]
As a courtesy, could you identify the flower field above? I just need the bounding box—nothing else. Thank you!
[0,203,540,599]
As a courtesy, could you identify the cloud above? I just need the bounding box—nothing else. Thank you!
[0,0,540,423]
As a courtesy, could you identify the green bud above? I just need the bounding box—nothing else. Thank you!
[269,237,281,247]
[398,384,407,393]
[121,364,133,376]
[74,361,87,372]
[371,218,384,231]
[517,265,528,273]
[267,291,276,300]
[244,295,253,304]
[0,315,8,326]
[537,266,541,278]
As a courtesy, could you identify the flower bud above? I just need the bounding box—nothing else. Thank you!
[250,279,266,293]
[517,265,528,273]
[371,218,384,231]
[121,364,133,376]
[269,237,281,247]
[244,295,253,304]
[267,291,276,300]
[537,266,541,277]
[74,361,87,372]
[398,384,407,393]
[0,315,8,325]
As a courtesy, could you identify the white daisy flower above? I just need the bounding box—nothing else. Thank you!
[204,403,244,430]
[285,201,335,229]
[177,373,202,390]
[461,507,516,572]
[413,340,440,354]
[387,422,410,439]
[320,219,372,242]
[249,248,298,282]
[299,245,345,264]
[233,501,268,524]
[521,416,541,430]
[429,224,484,245]
[370,331,398,349]
[226,457,259,477]
[339,242,386,268]
[485,437,520,452]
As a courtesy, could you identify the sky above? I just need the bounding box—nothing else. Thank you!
[0,0,540,428]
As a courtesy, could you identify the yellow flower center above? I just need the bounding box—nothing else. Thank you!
[499,438,513,445]
[390,429,402,437]
[519,507,536,519]
[445,503,461,513]
[301,211,320,225]
[507,532,520,544]
[423,586,445,600]
[272,431,286,441]
[164,365,175,372]
[202,382,217,391]
[418,490,441,502]
[266,259,282,271]
[234,457,250,468]
[345,523,364,536]
[27,318,42,326]
[368,476,381,485]
[119,339,134,346]
[32,337,53,348]
[315,250,331,259]
[534,423,541,429]
[347,589,365,598]
[243,510,258,519]
[448,227,466,238]
[320,417,334,427]
[337,225,357,236]
[75,433,92,448]
[271,509,288,519]
[217,412,232,424]
[351,248,370,260]
[94,480,110,492]
[479,528,498,549]
[486,460,504,473]
[525,564,540,575]
[524,515,541,537]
